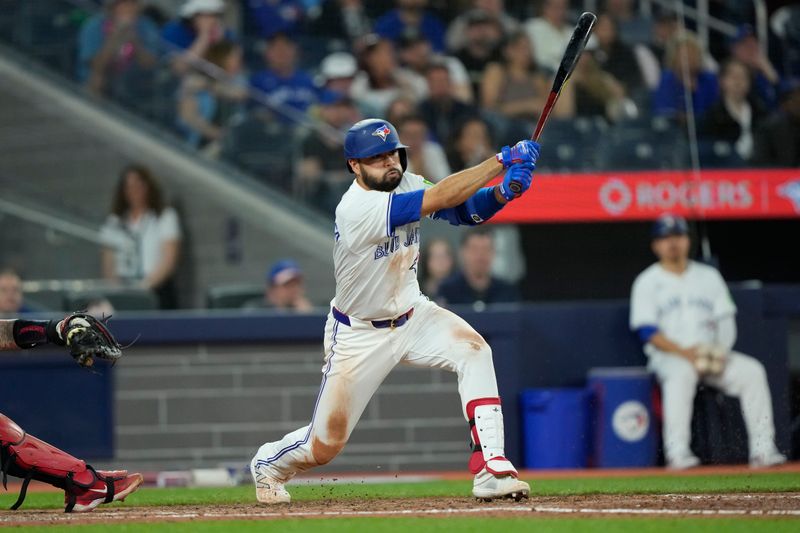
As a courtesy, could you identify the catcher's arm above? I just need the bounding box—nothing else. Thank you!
[0,315,122,368]
[0,318,62,351]
[0,320,18,350]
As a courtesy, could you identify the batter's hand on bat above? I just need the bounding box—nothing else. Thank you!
[498,162,535,201]
[496,140,540,169]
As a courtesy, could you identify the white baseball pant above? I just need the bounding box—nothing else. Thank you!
[253,296,503,480]
[648,350,779,462]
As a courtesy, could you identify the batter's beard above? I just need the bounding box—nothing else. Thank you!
[360,167,403,192]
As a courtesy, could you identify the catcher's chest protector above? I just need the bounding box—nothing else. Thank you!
[0,414,98,511]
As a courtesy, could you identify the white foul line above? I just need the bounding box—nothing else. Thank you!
[3,505,800,523]
[532,507,800,516]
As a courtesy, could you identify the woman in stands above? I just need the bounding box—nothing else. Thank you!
[177,40,248,151]
[480,31,574,127]
[100,165,182,309]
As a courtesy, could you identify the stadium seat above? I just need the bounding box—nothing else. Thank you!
[22,289,69,312]
[597,121,690,171]
[697,140,745,169]
[221,114,298,191]
[206,284,265,309]
[535,117,608,173]
[65,289,159,312]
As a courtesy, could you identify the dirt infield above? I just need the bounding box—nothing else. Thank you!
[1,493,799,526]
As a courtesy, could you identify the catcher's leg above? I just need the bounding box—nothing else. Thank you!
[704,351,785,466]
[400,299,529,501]
[0,413,142,512]
[251,315,398,503]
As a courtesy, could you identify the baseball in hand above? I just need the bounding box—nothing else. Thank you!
[708,345,727,375]
[693,348,710,374]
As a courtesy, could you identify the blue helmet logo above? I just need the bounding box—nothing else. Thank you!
[372,124,392,141]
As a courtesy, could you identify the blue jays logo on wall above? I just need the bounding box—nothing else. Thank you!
[777,179,800,214]
[372,124,391,141]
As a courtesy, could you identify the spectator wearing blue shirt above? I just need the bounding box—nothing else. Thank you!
[161,0,235,72]
[250,33,319,119]
[77,0,160,98]
[373,0,446,53]
[247,0,305,39]
[653,33,719,121]
[728,25,781,110]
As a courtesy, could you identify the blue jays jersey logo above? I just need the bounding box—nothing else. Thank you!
[778,179,800,213]
[372,124,391,141]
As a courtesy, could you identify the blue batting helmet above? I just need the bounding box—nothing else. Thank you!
[651,214,689,239]
[343,119,408,173]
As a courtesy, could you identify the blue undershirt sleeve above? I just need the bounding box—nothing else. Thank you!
[431,187,505,226]
[388,189,425,233]
[636,325,659,344]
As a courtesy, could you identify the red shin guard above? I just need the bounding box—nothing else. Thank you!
[466,398,518,477]
[0,414,102,511]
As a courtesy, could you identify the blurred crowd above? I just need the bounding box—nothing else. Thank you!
[7,0,798,216]
[5,0,800,312]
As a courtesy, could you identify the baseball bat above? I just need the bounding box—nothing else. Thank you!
[531,11,597,143]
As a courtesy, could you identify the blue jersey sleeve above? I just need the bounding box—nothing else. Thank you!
[388,189,424,233]
[636,325,659,344]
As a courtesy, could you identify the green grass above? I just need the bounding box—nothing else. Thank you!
[2,472,799,510]
[7,517,799,533]
[1,472,798,531]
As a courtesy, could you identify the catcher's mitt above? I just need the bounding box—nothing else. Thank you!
[59,313,123,368]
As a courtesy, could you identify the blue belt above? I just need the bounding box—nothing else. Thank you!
[332,307,415,329]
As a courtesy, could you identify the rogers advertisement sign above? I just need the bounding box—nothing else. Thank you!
[491,169,800,223]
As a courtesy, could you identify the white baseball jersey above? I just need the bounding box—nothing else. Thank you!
[630,261,737,357]
[332,171,430,320]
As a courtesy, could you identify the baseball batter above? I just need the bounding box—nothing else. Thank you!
[630,214,786,469]
[251,119,539,503]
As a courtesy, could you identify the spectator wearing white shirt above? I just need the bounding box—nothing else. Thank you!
[100,165,182,309]
[523,0,573,74]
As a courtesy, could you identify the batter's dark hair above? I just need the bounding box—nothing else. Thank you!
[111,164,166,216]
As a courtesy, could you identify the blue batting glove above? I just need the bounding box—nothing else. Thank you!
[498,162,534,201]
[496,140,540,168]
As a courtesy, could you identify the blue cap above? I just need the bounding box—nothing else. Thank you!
[267,259,302,286]
[651,214,689,239]
[318,89,350,106]
[730,24,755,45]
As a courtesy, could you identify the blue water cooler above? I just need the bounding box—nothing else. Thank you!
[519,388,591,469]
[588,367,658,468]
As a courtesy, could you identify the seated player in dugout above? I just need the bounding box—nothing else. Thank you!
[0,316,142,512]
[251,119,539,503]
[629,214,786,469]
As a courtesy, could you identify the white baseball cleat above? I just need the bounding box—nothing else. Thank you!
[472,468,530,501]
[750,451,787,468]
[667,453,701,470]
[250,458,291,504]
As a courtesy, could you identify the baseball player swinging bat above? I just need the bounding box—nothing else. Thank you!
[507,12,597,194]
